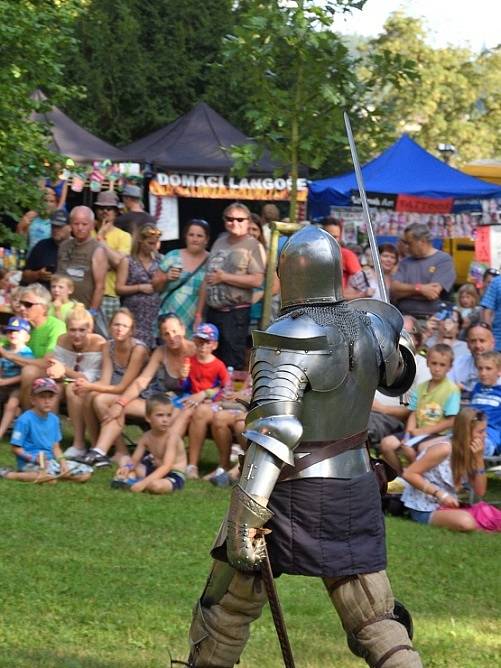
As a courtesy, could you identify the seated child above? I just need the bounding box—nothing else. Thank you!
[113,394,186,494]
[470,351,501,457]
[381,343,460,474]
[48,274,79,322]
[0,317,34,440]
[172,323,229,479]
[0,377,92,483]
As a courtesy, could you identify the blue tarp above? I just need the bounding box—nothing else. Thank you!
[309,135,501,219]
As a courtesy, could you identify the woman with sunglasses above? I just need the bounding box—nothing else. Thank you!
[45,305,106,458]
[402,408,488,531]
[72,308,149,455]
[116,224,162,349]
[195,203,265,369]
[152,219,210,336]
[81,313,195,468]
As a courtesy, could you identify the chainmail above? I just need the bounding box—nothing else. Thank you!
[278,302,372,368]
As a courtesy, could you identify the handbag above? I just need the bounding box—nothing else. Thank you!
[463,501,501,532]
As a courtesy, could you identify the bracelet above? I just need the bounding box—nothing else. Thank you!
[125,463,134,469]
[115,397,128,408]
[472,468,486,475]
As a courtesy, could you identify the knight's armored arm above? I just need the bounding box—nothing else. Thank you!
[226,322,320,571]
[351,298,416,397]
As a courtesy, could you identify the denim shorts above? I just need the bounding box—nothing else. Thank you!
[408,508,433,525]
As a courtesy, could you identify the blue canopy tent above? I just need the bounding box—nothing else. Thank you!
[309,135,501,219]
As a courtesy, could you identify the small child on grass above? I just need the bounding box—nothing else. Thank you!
[470,351,501,457]
[0,317,34,440]
[112,394,187,494]
[0,377,92,483]
[48,274,79,322]
[381,343,460,474]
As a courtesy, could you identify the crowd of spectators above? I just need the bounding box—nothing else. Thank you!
[0,198,500,530]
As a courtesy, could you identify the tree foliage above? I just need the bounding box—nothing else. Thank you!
[0,0,79,217]
[214,1,371,223]
[356,12,501,165]
[62,0,234,146]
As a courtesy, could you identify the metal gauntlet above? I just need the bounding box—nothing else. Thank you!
[226,485,273,572]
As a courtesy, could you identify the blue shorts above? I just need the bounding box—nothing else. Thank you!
[408,508,433,525]
[141,454,185,491]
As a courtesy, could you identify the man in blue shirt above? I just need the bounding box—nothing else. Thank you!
[481,274,501,352]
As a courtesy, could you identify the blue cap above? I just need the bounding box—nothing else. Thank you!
[194,323,219,342]
[5,317,31,333]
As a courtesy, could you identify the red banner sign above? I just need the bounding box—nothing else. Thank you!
[396,194,453,214]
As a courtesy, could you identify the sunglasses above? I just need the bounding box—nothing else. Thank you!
[97,206,117,211]
[73,353,83,373]
[225,216,248,223]
[19,300,42,309]
[141,227,161,237]
[472,410,486,422]
[474,322,492,331]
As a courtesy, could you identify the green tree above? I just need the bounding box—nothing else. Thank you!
[357,11,501,165]
[216,0,369,224]
[63,0,234,145]
[0,0,79,218]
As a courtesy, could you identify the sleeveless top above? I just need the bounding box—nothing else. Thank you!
[141,347,182,399]
[57,237,101,307]
[402,449,456,512]
[53,344,103,383]
[109,338,147,385]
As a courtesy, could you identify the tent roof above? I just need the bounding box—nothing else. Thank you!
[124,101,279,174]
[30,90,128,163]
[462,159,501,185]
[309,134,501,216]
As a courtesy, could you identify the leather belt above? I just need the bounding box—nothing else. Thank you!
[279,447,371,482]
[278,429,368,481]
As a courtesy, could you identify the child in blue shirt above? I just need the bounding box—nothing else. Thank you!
[0,317,34,440]
[471,351,501,456]
[0,378,92,483]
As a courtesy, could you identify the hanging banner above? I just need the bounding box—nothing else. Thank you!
[149,173,308,201]
[396,194,453,213]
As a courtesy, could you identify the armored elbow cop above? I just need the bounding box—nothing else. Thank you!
[243,401,303,466]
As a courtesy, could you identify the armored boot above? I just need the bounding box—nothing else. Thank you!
[324,571,422,668]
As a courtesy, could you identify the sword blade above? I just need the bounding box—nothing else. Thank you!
[260,539,296,668]
[344,112,389,303]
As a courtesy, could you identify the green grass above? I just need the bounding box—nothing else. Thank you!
[0,429,500,668]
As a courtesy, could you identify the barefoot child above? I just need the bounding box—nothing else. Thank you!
[0,318,34,439]
[0,377,92,483]
[113,394,187,494]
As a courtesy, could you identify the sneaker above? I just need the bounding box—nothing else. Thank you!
[0,467,12,479]
[230,444,244,463]
[210,470,231,488]
[64,445,87,460]
[203,466,225,481]
[110,477,140,490]
[186,464,199,480]
[82,449,112,468]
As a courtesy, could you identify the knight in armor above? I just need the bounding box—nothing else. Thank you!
[188,226,423,668]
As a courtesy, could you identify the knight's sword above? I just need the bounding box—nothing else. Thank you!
[344,112,389,303]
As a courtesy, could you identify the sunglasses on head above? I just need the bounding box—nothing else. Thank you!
[225,216,248,223]
[191,219,209,228]
[472,410,486,422]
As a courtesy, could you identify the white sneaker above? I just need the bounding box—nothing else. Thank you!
[230,444,244,463]
[64,445,87,459]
